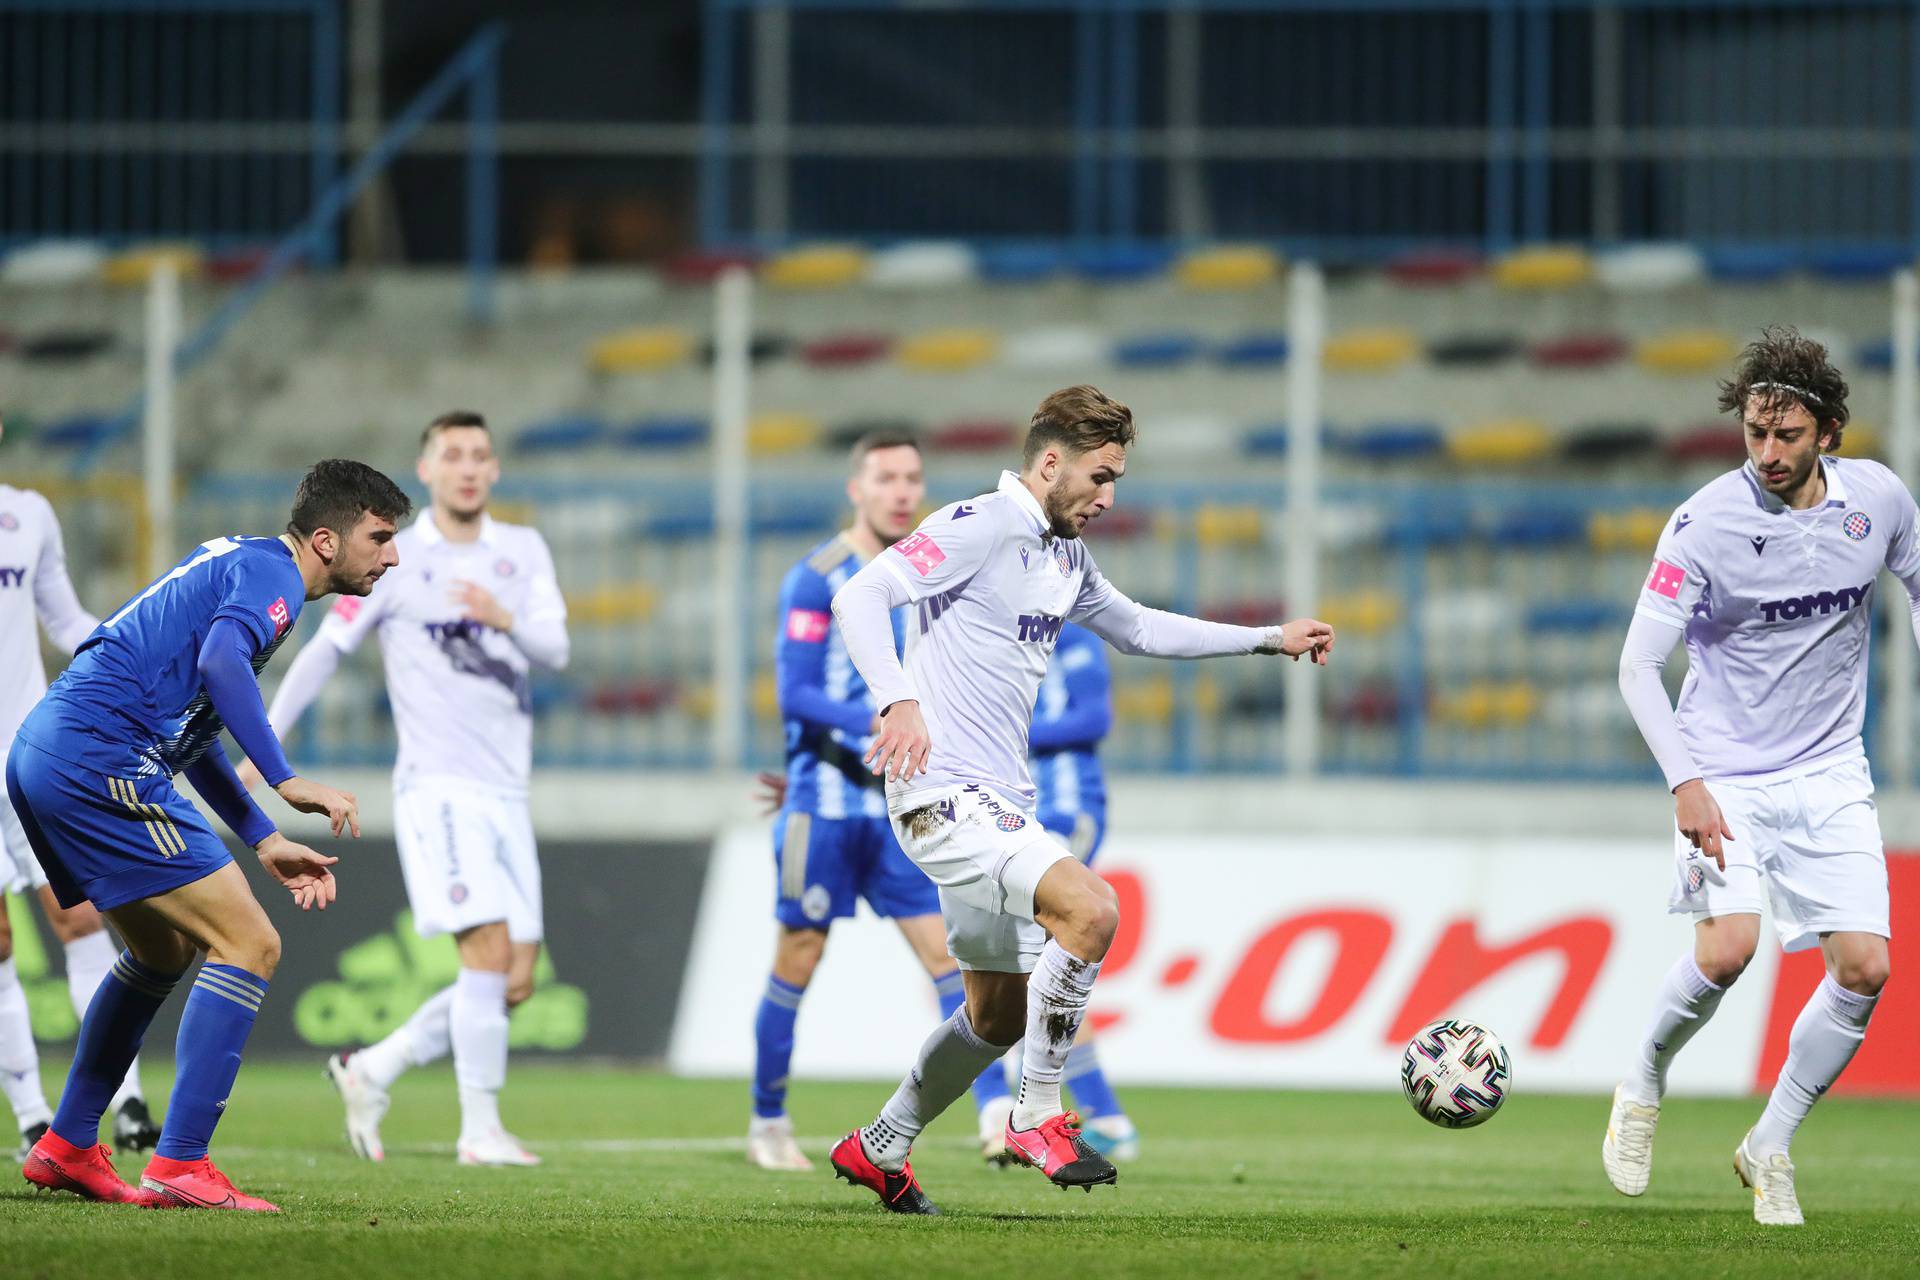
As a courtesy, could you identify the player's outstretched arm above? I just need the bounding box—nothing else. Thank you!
[1072,562,1334,663]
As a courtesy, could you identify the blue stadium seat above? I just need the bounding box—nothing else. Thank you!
[1329,421,1444,462]
[1384,507,1471,547]
[1704,247,1797,283]
[1526,599,1627,633]
[617,416,708,450]
[638,510,714,541]
[1113,333,1202,368]
[1856,339,1907,372]
[751,508,836,537]
[1216,332,1289,368]
[1492,508,1587,547]
[1070,244,1173,283]
[35,413,118,450]
[515,415,606,455]
[1242,422,1331,456]
[1807,247,1909,281]
[976,244,1065,283]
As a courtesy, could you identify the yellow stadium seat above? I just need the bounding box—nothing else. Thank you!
[101,244,203,287]
[748,412,821,456]
[683,683,713,720]
[1492,681,1540,725]
[752,672,780,722]
[1834,422,1882,457]
[1324,327,1419,372]
[1175,245,1282,290]
[1492,245,1591,290]
[1448,418,1553,466]
[566,583,659,625]
[588,327,693,373]
[1588,507,1669,553]
[1636,330,1738,375]
[1114,676,1174,724]
[1318,590,1403,635]
[1193,673,1222,719]
[1436,681,1542,728]
[1195,504,1263,547]
[763,244,867,289]
[897,329,998,372]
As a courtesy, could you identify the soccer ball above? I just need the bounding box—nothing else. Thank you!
[1400,1019,1511,1129]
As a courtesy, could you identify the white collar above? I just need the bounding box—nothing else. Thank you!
[1744,456,1847,513]
[415,509,497,548]
[996,470,1050,536]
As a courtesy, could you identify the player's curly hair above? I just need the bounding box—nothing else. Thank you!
[1023,385,1136,466]
[287,458,413,540]
[1716,324,1850,451]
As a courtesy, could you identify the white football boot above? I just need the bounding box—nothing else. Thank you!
[457,1127,542,1167]
[978,1095,1016,1166]
[1602,1083,1660,1196]
[746,1114,814,1172]
[325,1051,390,1163]
[1733,1131,1804,1226]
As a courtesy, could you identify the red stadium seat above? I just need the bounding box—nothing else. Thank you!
[800,334,892,368]
[662,250,760,285]
[1666,421,1747,463]
[1086,508,1150,540]
[1384,250,1481,286]
[929,419,1019,452]
[1530,333,1628,369]
[1203,597,1287,628]
[587,680,679,716]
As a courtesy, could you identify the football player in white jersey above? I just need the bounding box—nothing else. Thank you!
[1609,328,1912,1225]
[0,416,163,1157]
[249,410,569,1167]
[823,386,1334,1212]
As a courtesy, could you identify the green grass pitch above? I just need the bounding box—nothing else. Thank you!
[3,1062,1915,1278]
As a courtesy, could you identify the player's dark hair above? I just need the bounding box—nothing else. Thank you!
[287,459,413,539]
[1023,385,1135,467]
[848,428,921,473]
[421,409,489,451]
[1717,325,1850,451]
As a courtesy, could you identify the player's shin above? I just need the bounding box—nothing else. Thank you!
[0,958,52,1130]
[934,970,1011,1111]
[358,982,456,1089]
[63,932,146,1110]
[1624,952,1726,1104]
[1014,940,1102,1130]
[752,975,806,1118]
[1747,975,1877,1157]
[154,964,267,1160]
[51,952,181,1148]
[863,1004,1012,1172]
[451,968,510,1140]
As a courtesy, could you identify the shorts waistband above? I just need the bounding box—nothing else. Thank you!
[1706,743,1865,791]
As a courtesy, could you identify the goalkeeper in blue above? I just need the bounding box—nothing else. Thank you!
[6,459,409,1212]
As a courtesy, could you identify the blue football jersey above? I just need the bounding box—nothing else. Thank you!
[27,535,305,777]
[1030,620,1110,813]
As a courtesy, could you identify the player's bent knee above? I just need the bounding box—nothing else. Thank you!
[1834,955,1889,997]
[506,976,536,1008]
[968,997,1025,1047]
[1695,949,1752,987]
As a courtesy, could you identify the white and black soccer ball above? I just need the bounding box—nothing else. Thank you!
[1400,1019,1511,1129]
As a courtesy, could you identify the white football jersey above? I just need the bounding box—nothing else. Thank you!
[312,511,567,793]
[0,483,99,745]
[1636,456,1920,781]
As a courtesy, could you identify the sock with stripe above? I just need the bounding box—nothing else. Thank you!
[62,931,145,1110]
[1748,975,1878,1158]
[452,968,510,1141]
[0,958,52,1131]
[934,969,1010,1112]
[1623,952,1725,1104]
[356,982,456,1091]
[155,963,267,1160]
[51,952,182,1149]
[752,975,805,1119]
[1062,1040,1123,1120]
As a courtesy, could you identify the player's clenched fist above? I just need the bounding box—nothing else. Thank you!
[1673,778,1734,870]
[274,775,362,839]
[1259,618,1336,664]
[865,699,931,782]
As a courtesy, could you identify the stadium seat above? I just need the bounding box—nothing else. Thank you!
[1113,333,1203,368]
[1318,590,1402,635]
[1636,330,1737,375]
[1152,414,1238,456]
[1704,247,1796,283]
[1526,599,1626,633]
[588,327,693,373]
[1856,338,1898,372]
[205,247,272,284]
[100,244,203,288]
[1587,507,1668,553]
[1086,507,1149,540]
[1216,332,1289,368]
[587,679,679,716]
[1195,505,1263,547]
[515,415,607,455]
[1383,250,1480,286]
[747,412,821,456]
[1069,244,1173,283]
[897,329,998,371]
[1,240,106,286]
[617,416,708,451]
[1204,597,1289,628]
[1530,333,1627,369]
[752,507,835,537]
[929,419,1019,453]
[34,413,118,450]
[1330,421,1444,462]
[1324,327,1419,372]
[1113,676,1174,724]
[699,334,790,366]
[1385,507,1472,546]
[1491,245,1591,290]
[637,510,714,540]
[1834,423,1883,457]
[660,249,759,285]
[19,330,113,361]
[1005,326,1106,370]
[1491,507,1587,547]
[762,244,867,289]
[800,333,891,368]
[1174,245,1281,290]
[1807,247,1909,281]
[1422,589,1516,639]
[1227,683,1286,718]
[1333,681,1400,727]
[1447,419,1553,466]
[1594,244,1705,291]
[1244,422,1332,456]
[1433,680,1539,729]
[1666,421,1747,463]
[976,244,1066,283]
[1428,334,1521,367]
[566,583,660,625]
[825,417,919,452]
[868,240,978,288]
[1563,420,1660,463]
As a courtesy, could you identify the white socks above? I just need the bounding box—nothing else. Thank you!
[357,983,457,1090]
[65,932,143,1110]
[1013,940,1102,1130]
[1623,952,1725,1105]
[451,968,509,1140]
[1748,975,1877,1157]
[862,1005,1009,1173]
[0,958,51,1130]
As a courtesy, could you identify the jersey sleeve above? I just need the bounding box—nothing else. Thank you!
[504,532,569,670]
[1881,469,1920,588]
[211,549,303,655]
[1634,508,1708,629]
[29,493,100,652]
[776,561,874,738]
[873,504,1002,604]
[313,575,390,654]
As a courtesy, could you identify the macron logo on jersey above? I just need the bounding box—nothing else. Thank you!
[269,597,292,637]
[896,532,947,576]
[786,608,831,643]
[1645,559,1686,600]
[0,566,26,588]
[1758,581,1872,623]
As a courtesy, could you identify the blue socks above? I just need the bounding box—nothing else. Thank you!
[1062,1040,1123,1119]
[937,969,1012,1111]
[156,964,268,1161]
[51,952,180,1149]
[751,975,805,1119]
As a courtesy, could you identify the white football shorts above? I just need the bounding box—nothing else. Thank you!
[393,776,543,943]
[1669,753,1889,952]
[1,793,49,894]
[889,783,1073,974]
